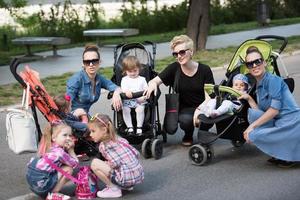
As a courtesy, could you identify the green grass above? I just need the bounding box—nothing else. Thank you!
[1,35,300,107]
[1,17,300,66]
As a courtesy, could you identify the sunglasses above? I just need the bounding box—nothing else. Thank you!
[245,58,264,69]
[83,59,100,66]
[172,49,189,58]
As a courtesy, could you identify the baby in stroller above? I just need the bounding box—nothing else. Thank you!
[121,56,148,136]
[196,73,249,120]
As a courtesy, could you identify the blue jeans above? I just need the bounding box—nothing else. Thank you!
[26,158,58,198]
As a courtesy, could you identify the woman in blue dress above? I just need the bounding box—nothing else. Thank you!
[239,46,300,167]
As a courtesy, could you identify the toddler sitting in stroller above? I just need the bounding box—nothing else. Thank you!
[121,56,148,136]
[195,74,249,125]
[53,94,89,136]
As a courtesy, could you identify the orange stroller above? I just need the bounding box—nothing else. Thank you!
[10,58,99,157]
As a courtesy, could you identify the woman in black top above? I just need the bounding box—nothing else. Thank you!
[145,35,215,146]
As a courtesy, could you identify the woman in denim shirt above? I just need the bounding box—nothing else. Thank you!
[239,46,300,167]
[66,44,122,113]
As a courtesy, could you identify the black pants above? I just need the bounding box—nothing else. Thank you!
[179,107,213,139]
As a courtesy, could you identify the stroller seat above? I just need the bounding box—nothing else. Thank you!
[109,42,165,160]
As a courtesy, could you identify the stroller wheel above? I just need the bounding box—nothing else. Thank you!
[141,138,152,159]
[231,140,245,148]
[151,139,163,160]
[189,144,207,166]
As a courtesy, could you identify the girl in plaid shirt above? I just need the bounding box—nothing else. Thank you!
[26,121,79,200]
[89,113,144,198]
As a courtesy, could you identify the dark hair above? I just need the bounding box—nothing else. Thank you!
[245,46,264,60]
[82,44,100,59]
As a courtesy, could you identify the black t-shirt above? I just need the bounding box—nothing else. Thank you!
[159,62,215,109]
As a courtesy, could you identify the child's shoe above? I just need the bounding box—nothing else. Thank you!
[46,192,71,200]
[136,127,143,136]
[126,127,134,135]
[97,186,122,198]
[121,186,134,191]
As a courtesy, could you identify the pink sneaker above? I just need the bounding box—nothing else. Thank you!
[97,186,122,198]
[46,192,71,200]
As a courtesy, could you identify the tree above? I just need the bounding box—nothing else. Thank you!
[186,0,210,51]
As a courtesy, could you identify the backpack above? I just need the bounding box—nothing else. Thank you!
[75,166,98,199]
[44,157,98,199]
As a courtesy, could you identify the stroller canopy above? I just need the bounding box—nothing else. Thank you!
[113,43,155,85]
[227,39,273,75]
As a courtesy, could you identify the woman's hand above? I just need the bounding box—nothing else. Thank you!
[144,80,157,99]
[243,125,254,143]
[238,94,258,109]
[112,88,122,111]
[193,107,201,127]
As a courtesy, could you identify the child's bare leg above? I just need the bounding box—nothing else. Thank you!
[52,166,73,193]
[91,158,113,187]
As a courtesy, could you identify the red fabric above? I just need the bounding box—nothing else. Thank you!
[20,66,60,122]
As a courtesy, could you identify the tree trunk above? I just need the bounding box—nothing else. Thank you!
[186,0,210,51]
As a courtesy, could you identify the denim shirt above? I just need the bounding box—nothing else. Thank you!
[66,69,117,113]
[256,72,300,118]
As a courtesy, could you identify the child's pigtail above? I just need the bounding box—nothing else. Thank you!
[37,123,52,156]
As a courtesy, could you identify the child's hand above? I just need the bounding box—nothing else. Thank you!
[64,137,75,151]
[125,91,133,98]
[137,96,147,103]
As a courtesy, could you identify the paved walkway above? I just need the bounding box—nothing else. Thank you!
[1,23,300,85]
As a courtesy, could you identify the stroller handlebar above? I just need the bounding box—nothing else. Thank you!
[107,91,145,100]
[204,84,242,97]
[10,58,27,88]
[255,35,288,54]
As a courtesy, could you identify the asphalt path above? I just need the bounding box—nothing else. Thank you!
[1,54,300,200]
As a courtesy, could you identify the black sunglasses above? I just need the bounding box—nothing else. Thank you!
[83,59,100,66]
[245,58,264,68]
[172,49,189,58]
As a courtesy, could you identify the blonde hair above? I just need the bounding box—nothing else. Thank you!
[122,56,141,75]
[89,114,117,142]
[82,44,100,59]
[53,94,70,113]
[38,122,71,156]
[170,35,194,51]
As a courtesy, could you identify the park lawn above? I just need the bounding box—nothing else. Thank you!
[1,35,300,107]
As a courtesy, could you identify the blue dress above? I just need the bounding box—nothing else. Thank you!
[248,72,300,161]
[66,69,117,113]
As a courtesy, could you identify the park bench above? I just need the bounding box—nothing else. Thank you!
[12,37,71,57]
[83,28,139,45]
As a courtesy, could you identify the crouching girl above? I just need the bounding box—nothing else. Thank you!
[26,121,79,200]
[88,113,144,198]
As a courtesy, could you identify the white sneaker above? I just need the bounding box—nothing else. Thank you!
[46,192,71,200]
[136,128,143,136]
[97,186,122,198]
